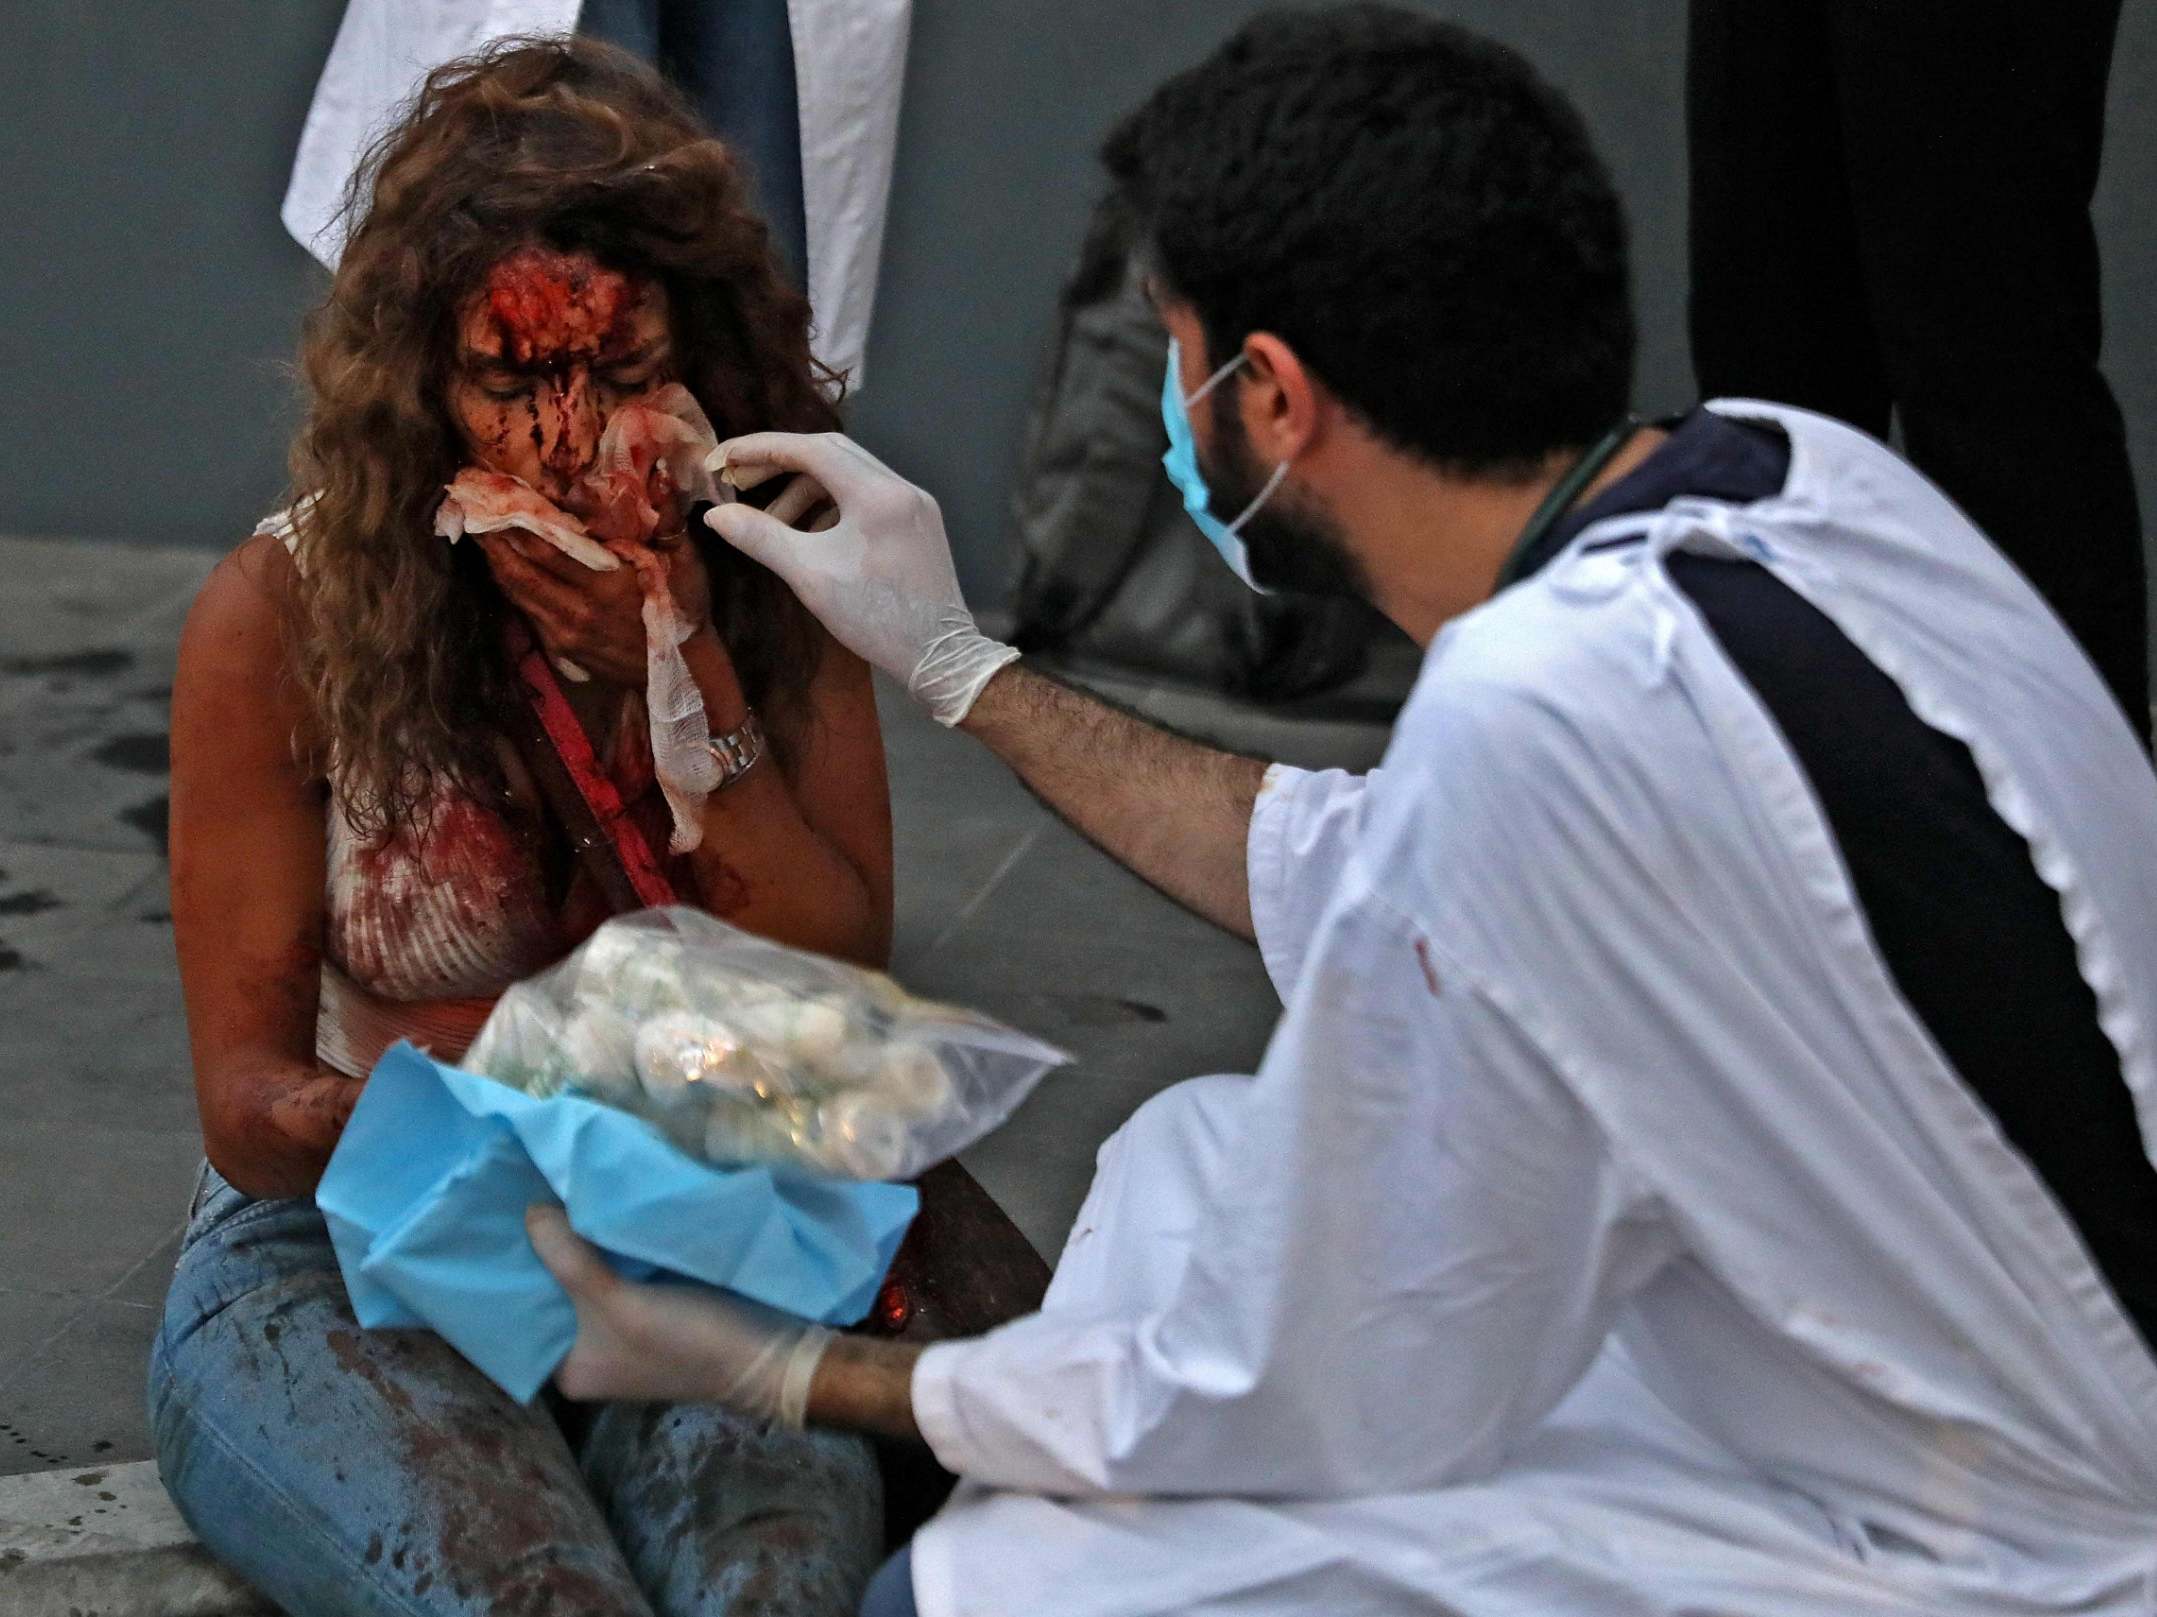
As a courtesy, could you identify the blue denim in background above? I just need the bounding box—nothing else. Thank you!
[579,0,811,291]
[147,1161,882,1616]
[858,1545,918,1617]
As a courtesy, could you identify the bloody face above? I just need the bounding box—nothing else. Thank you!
[448,245,677,504]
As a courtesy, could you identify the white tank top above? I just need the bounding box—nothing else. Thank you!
[263,509,610,1074]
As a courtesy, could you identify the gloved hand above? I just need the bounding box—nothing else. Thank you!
[527,1206,832,1426]
[704,432,1021,726]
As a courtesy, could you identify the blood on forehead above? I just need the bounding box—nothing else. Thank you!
[477,246,644,367]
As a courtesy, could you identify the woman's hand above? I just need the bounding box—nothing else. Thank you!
[477,529,715,687]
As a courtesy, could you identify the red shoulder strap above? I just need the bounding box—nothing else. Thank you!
[503,617,680,912]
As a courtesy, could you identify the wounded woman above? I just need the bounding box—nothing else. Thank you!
[148,38,895,1617]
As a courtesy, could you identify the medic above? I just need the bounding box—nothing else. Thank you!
[533,9,2157,1615]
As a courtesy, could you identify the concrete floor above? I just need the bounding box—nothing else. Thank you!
[0,533,1392,1480]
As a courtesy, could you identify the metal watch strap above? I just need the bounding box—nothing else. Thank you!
[706,709,766,788]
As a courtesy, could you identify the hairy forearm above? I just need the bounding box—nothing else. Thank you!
[807,1333,927,1444]
[961,662,1267,940]
[206,1060,364,1199]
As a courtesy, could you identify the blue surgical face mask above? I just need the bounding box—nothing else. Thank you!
[1161,337,1290,593]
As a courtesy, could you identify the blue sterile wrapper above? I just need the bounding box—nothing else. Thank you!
[317,1042,919,1403]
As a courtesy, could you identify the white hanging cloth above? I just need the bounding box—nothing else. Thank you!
[278,0,908,385]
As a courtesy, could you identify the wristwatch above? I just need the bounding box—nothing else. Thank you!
[706,710,766,789]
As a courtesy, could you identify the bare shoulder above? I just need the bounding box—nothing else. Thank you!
[174,532,316,767]
[183,531,299,655]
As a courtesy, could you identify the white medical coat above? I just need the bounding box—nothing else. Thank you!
[279,0,908,384]
[909,402,2157,1616]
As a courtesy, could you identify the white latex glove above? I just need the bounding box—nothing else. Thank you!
[704,432,1021,726]
[527,1206,832,1427]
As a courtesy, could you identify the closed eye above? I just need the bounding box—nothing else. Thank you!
[462,351,672,398]
[598,356,672,392]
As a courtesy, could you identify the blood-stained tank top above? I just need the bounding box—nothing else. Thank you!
[260,509,646,1076]
[311,781,571,1076]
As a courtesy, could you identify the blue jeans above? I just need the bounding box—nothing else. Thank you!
[147,1163,882,1616]
[857,1546,916,1617]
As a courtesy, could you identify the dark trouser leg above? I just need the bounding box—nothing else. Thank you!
[577,0,662,62]
[660,0,810,292]
[579,0,811,293]
[574,1399,885,1617]
[1686,0,1892,437]
[1823,0,2148,736]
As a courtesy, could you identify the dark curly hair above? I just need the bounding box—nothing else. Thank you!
[1102,4,1634,478]
[287,35,836,840]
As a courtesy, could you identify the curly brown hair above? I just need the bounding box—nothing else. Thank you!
[286,35,838,841]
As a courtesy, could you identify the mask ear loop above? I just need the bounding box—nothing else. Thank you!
[1186,350,1247,407]
[1185,349,1288,535]
[1223,459,1291,538]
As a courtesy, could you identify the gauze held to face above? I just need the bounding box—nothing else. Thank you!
[437,383,731,852]
[705,433,1020,727]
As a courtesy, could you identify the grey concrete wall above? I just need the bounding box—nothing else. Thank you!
[851,0,1704,595]
[860,0,2157,633]
[3,2,2152,665]
[0,4,346,547]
